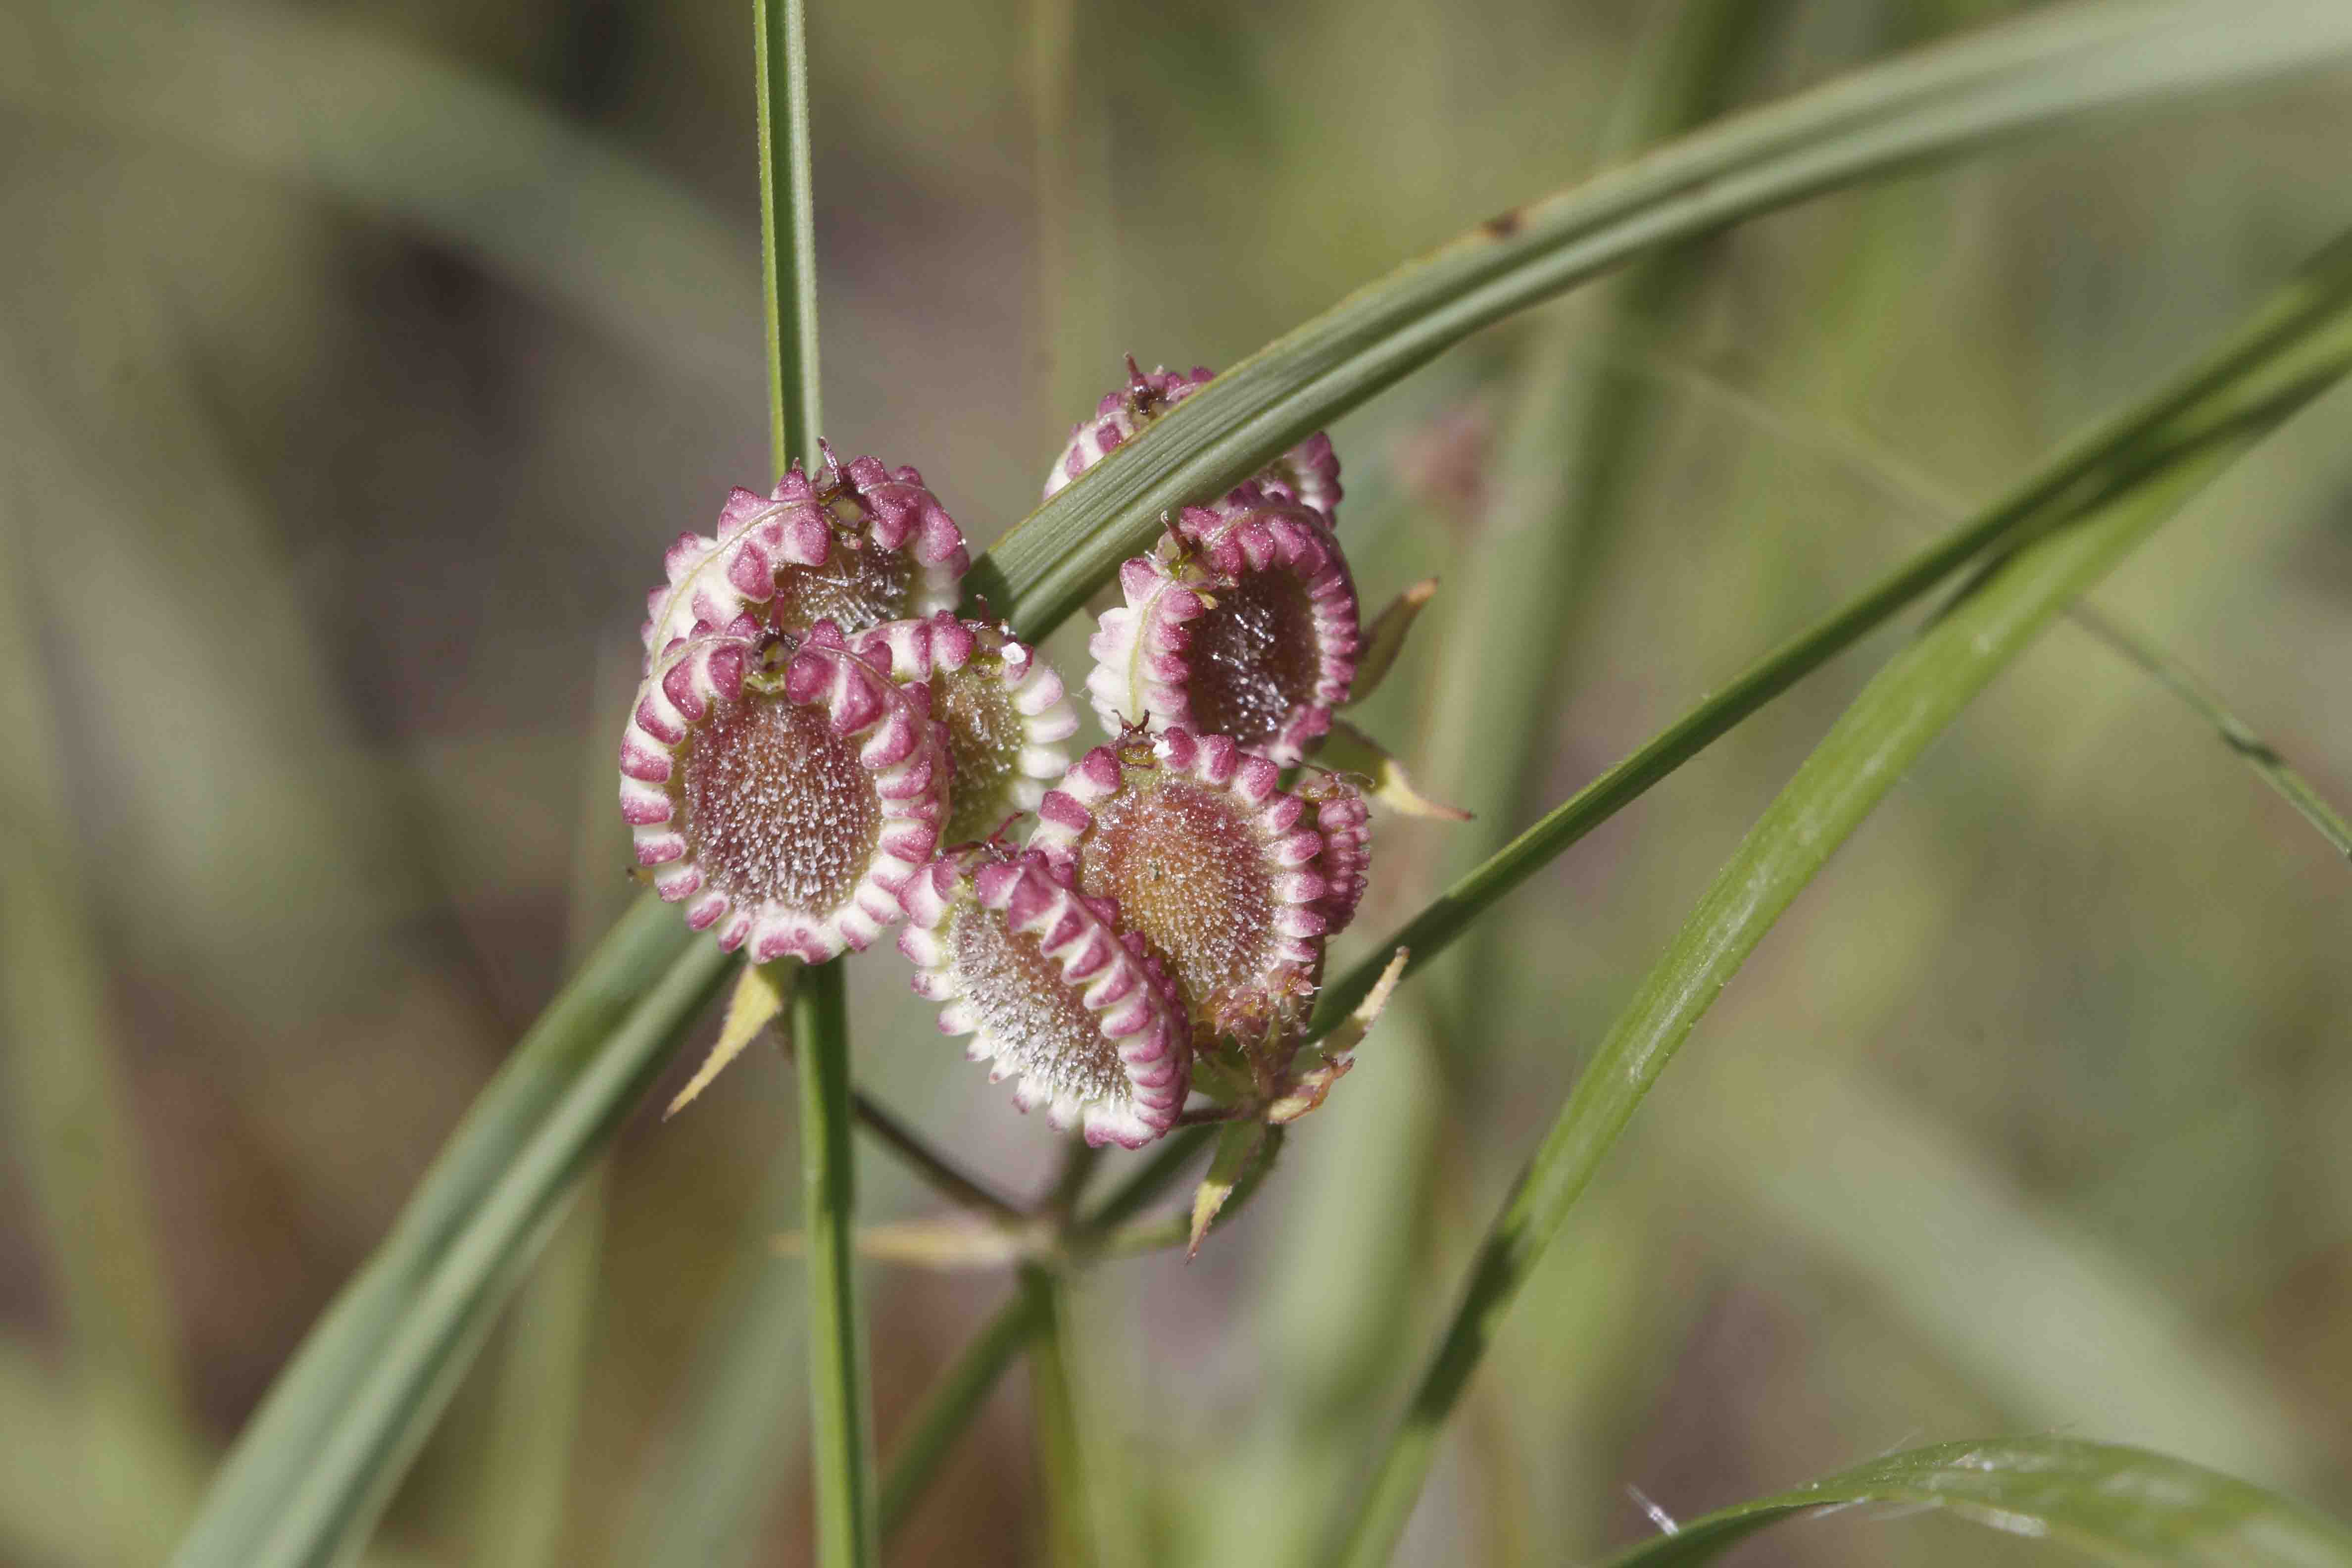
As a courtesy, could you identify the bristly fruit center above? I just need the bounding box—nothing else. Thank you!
[679,694,881,911]
[1184,566,1321,750]
[936,661,1025,845]
[946,901,1129,1103]
[1078,772,1274,1015]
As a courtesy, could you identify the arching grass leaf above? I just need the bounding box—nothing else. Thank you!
[1595,1436,2352,1567]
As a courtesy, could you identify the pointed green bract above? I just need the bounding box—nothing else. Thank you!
[1188,1121,1273,1256]
[667,957,799,1118]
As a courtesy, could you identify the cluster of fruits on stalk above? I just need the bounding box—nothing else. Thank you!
[620,362,1435,1158]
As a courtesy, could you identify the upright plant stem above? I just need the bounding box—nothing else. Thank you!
[1027,0,1108,432]
[793,963,875,1566]
[755,0,822,473]
[1025,1268,1096,1568]
[757,3,871,1561]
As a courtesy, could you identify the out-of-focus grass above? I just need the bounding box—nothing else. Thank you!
[1,0,2349,1564]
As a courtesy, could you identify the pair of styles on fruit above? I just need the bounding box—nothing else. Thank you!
[618,365,1372,1149]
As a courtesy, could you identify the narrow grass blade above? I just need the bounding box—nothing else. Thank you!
[0,501,203,1560]
[1310,238,2352,1031]
[168,899,730,1568]
[1421,0,1793,1048]
[1594,1436,2352,1566]
[1590,348,2352,866]
[460,675,646,1568]
[1326,360,2352,1568]
[461,1164,606,1568]
[2065,600,2352,860]
[969,0,2352,639]
[880,1283,1047,1542]
[793,961,877,1567]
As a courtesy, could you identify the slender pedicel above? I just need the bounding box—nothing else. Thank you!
[641,443,969,666]
[1087,493,1361,765]
[848,613,1079,848]
[619,622,948,961]
[899,850,1190,1149]
[1029,729,1332,1032]
[1042,359,1343,521]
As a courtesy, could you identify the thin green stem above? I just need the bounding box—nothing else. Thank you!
[758,4,868,1560]
[1026,1268,1096,1568]
[1601,343,2352,864]
[864,1133,1212,1535]
[1026,0,1107,433]
[2063,600,2352,859]
[878,1284,1047,1542]
[793,962,875,1568]
[1078,1127,1213,1237]
[848,1086,1027,1224]
[755,0,822,474]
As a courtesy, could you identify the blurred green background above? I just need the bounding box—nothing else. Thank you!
[2,0,2349,1563]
